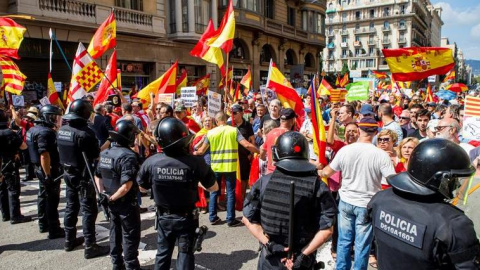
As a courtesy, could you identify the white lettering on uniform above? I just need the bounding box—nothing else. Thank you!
[156,168,185,175]
[379,210,417,236]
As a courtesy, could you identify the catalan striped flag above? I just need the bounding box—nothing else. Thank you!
[0,18,26,59]
[87,12,116,59]
[330,88,347,103]
[464,96,480,117]
[425,83,434,102]
[0,56,26,95]
[309,76,328,185]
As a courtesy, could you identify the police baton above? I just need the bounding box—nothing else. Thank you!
[288,181,295,259]
[1,160,13,174]
[81,152,110,221]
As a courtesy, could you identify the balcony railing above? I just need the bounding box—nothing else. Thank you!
[398,24,407,30]
[341,30,349,36]
[382,26,391,31]
[368,39,376,45]
[328,31,335,37]
[341,55,348,59]
[382,39,391,44]
[114,8,153,26]
[341,42,348,48]
[398,37,407,43]
[354,41,362,47]
[39,0,95,17]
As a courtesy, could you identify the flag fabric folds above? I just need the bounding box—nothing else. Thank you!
[309,76,327,166]
[382,47,455,81]
[240,67,251,90]
[0,57,26,95]
[464,96,480,117]
[219,66,233,89]
[339,73,349,87]
[318,78,334,96]
[87,12,116,59]
[68,43,102,102]
[425,83,434,102]
[176,69,187,95]
[47,73,64,109]
[190,19,225,75]
[335,75,340,87]
[192,73,210,95]
[0,18,26,59]
[207,0,235,53]
[138,61,178,105]
[372,71,388,80]
[265,59,305,128]
[330,88,347,103]
[443,69,455,83]
[94,50,117,106]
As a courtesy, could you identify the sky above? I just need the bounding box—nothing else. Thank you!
[432,0,480,60]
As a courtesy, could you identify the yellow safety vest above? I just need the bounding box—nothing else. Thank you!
[207,125,238,173]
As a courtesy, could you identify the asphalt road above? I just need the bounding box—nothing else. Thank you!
[1,170,478,270]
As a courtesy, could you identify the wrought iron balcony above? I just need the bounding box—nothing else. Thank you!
[341,30,349,36]
[382,26,391,31]
[398,37,407,43]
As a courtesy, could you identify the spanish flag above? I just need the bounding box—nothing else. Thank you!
[192,73,210,95]
[190,19,225,75]
[425,83,434,102]
[47,73,64,110]
[382,47,454,82]
[240,66,251,90]
[335,74,340,87]
[87,12,116,59]
[265,59,305,128]
[372,70,388,80]
[207,0,235,53]
[310,76,327,165]
[137,61,177,106]
[339,73,349,87]
[176,69,187,95]
[219,66,233,89]
[0,18,26,59]
[0,56,26,95]
[443,69,455,83]
[318,78,333,96]
[94,50,117,106]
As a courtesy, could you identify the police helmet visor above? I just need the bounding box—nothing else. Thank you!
[424,168,475,199]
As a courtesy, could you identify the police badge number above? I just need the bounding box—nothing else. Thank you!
[375,209,426,249]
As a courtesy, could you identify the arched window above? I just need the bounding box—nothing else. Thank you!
[384,21,390,28]
[229,38,249,60]
[260,44,276,63]
[304,53,315,68]
[284,49,297,66]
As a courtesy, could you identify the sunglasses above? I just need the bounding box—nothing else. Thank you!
[155,108,162,111]
[399,116,410,120]
[378,137,391,143]
[435,125,451,132]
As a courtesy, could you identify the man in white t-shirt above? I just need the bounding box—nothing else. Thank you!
[319,117,396,270]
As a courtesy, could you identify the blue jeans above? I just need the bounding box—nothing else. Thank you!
[209,172,236,223]
[336,199,373,270]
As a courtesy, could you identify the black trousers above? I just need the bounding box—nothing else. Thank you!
[63,172,98,246]
[257,246,316,270]
[35,165,61,233]
[109,201,141,270]
[155,213,196,270]
[21,149,35,180]
[0,161,21,220]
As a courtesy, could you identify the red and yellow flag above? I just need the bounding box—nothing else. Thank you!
[219,66,233,89]
[94,50,117,106]
[193,73,210,95]
[339,73,349,87]
[382,47,454,81]
[425,83,434,102]
[335,74,340,87]
[207,0,235,53]
[87,12,116,59]
[397,81,411,89]
[0,18,26,59]
[372,70,388,80]
[443,69,455,83]
[464,96,480,117]
[318,78,334,96]
[240,66,251,90]
[47,73,64,110]
[330,88,347,103]
[138,61,177,105]
[266,60,305,128]
[0,56,26,95]
[176,69,187,95]
[309,76,328,183]
[190,19,225,75]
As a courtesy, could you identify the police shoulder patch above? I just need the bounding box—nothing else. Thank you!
[99,156,114,169]
[375,209,426,249]
[57,129,74,142]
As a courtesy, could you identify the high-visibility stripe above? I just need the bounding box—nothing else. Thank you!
[211,149,238,155]
[210,159,237,164]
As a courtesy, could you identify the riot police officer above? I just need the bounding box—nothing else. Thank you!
[137,117,218,270]
[368,139,480,269]
[95,120,141,270]
[57,99,109,258]
[242,131,337,270]
[26,105,64,238]
[0,109,31,224]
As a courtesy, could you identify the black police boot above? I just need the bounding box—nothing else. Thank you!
[84,243,110,259]
[39,224,49,233]
[64,237,85,252]
[112,264,126,270]
[48,229,65,239]
[2,216,10,222]
[10,215,32,224]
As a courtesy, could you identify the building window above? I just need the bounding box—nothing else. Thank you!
[370,22,374,29]
[265,0,274,19]
[222,0,239,7]
[383,7,390,16]
[229,38,248,60]
[355,36,360,42]
[369,47,375,55]
[182,0,188,32]
[287,7,295,26]
[328,13,334,23]
[342,24,346,30]
[342,12,347,22]
[302,11,308,31]
[384,21,389,28]
[399,20,405,28]
[194,0,211,33]
[243,0,258,12]
[304,53,315,68]
[328,26,333,35]
[342,36,347,43]
[366,59,375,67]
[355,23,360,30]
[169,0,176,33]
[400,4,406,14]
[285,49,296,66]
[260,44,275,63]
[317,14,324,34]
[369,9,375,18]
[355,11,361,20]
[342,49,347,57]
[115,0,143,11]
[355,48,361,56]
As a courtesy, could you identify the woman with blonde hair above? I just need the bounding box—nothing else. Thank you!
[377,129,398,164]
[395,137,420,173]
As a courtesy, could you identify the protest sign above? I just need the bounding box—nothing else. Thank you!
[207,91,222,117]
[157,93,175,108]
[345,81,369,101]
[12,95,25,107]
[181,87,198,107]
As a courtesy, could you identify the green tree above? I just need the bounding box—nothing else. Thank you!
[341,61,349,75]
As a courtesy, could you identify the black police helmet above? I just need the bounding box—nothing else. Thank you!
[0,109,7,124]
[109,120,139,147]
[387,138,475,199]
[272,131,316,173]
[39,105,62,127]
[155,117,193,153]
[63,99,93,121]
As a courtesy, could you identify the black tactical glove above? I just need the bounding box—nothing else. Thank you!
[98,192,110,205]
[292,253,314,269]
[265,241,286,257]
[44,175,53,186]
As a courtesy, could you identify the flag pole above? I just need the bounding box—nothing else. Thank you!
[50,30,72,73]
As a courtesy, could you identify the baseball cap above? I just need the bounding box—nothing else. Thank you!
[174,103,186,112]
[358,118,378,132]
[360,104,374,115]
[231,104,243,113]
[280,108,296,120]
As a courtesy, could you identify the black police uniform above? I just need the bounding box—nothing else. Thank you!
[137,153,216,270]
[57,121,100,246]
[243,169,337,270]
[369,189,480,269]
[0,124,24,222]
[96,145,141,270]
[26,123,62,235]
